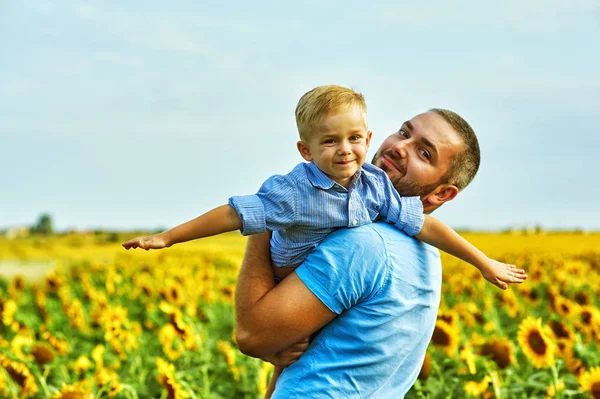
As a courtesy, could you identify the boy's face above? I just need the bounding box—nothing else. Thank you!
[298,106,372,187]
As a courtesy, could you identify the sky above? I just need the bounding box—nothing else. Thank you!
[1,0,599,231]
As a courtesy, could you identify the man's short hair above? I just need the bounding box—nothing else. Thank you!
[295,85,367,142]
[430,108,480,191]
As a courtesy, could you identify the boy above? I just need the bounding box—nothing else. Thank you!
[123,85,526,290]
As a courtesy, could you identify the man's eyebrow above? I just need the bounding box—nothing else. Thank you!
[405,120,439,159]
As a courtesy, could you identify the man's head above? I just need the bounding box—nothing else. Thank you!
[372,109,480,213]
[295,85,372,187]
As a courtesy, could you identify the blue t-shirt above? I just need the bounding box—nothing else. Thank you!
[229,162,424,267]
[272,222,442,398]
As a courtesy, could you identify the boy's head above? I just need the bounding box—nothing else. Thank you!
[295,85,372,187]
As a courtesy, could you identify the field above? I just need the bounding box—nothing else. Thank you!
[0,231,599,398]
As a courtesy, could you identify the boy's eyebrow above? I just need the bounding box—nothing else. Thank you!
[404,120,439,160]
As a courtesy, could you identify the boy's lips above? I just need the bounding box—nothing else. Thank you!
[335,160,355,165]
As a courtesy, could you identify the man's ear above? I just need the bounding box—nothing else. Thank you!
[297,141,313,161]
[422,184,459,214]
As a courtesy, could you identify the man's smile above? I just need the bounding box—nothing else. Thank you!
[382,154,405,175]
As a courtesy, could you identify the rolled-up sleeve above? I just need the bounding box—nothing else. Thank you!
[229,195,266,235]
[229,174,297,236]
[376,174,424,237]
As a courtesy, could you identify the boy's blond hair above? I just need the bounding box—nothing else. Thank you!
[295,85,367,141]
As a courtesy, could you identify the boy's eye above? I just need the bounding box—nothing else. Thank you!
[323,139,336,144]
[349,135,361,141]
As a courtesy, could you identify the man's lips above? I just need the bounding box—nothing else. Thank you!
[382,155,404,174]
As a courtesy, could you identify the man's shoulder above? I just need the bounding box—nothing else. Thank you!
[329,222,409,242]
[329,223,441,260]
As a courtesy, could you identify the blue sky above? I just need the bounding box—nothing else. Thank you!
[2,0,599,231]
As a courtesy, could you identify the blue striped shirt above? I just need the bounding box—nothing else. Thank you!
[228,162,424,267]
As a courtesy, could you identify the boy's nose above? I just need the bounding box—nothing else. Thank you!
[337,142,352,155]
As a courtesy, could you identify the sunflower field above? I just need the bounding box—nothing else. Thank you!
[0,231,599,399]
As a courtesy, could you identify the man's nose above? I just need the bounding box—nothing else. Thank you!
[391,139,408,158]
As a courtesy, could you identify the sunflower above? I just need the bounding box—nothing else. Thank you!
[159,302,198,351]
[459,345,477,375]
[0,298,18,329]
[51,383,94,399]
[479,337,515,369]
[553,296,575,318]
[546,379,565,399]
[8,275,26,300]
[160,280,186,307]
[31,343,54,366]
[573,290,591,306]
[418,351,433,380]
[158,324,185,360]
[218,340,241,381]
[42,330,70,355]
[65,299,86,330]
[572,305,600,338]
[91,345,105,369]
[431,320,461,356]
[517,317,556,369]
[10,333,33,360]
[70,355,92,374]
[257,361,274,396]
[453,302,484,327]
[0,354,38,398]
[579,366,600,399]
[548,319,575,342]
[495,288,519,318]
[464,376,492,398]
[156,357,190,399]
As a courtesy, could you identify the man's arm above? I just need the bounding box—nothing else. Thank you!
[235,231,336,358]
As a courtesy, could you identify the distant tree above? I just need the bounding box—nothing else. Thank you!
[32,213,54,235]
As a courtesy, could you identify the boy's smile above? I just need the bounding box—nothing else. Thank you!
[297,106,372,188]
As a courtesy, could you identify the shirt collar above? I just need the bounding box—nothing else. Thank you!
[305,162,362,190]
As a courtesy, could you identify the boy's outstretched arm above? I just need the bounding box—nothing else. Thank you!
[416,216,528,289]
[122,204,242,250]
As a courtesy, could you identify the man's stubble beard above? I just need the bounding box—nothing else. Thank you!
[372,154,442,198]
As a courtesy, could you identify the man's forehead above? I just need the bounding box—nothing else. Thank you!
[407,112,461,146]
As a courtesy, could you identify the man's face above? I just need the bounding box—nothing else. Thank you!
[372,112,463,198]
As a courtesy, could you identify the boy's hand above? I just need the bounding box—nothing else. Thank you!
[480,259,527,290]
[262,337,310,368]
[122,234,170,250]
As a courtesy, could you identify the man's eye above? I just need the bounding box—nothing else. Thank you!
[398,129,408,138]
[420,149,431,160]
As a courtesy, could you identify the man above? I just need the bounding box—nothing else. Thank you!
[235,109,480,398]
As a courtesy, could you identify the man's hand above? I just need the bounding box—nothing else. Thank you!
[262,337,310,368]
[122,234,170,250]
[480,259,527,290]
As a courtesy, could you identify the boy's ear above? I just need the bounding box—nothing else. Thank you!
[422,184,459,214]
[365,130,373,147]
[297,141,313,161]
